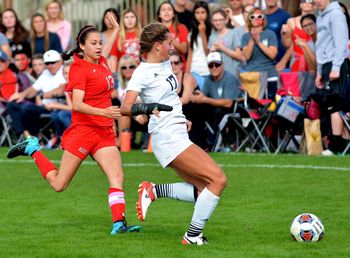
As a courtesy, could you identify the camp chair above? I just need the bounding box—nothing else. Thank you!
[339,111,350,155]
[273,71,315,153]
[0,104,15,147]
[213,71,274,153]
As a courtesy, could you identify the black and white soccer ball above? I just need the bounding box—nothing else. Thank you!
[290,213,325,242]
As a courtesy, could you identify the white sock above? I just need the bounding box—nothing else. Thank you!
[154,182,196,202]
[187,187,220,237]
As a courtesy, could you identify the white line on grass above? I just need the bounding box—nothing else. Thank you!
[1,159,349,171]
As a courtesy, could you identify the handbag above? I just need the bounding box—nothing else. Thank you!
[304,98,320,120]
[300,118,323,155]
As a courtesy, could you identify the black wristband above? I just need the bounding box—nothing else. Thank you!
[131,103,173,116]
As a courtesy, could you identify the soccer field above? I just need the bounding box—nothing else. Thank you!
[0,149,350,258]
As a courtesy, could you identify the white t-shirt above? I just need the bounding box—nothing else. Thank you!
[188,33,210,76]
[231,14,245,27]
[33,66,66,105]
[127,60,186,134]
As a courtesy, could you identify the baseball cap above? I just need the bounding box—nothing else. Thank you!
[207,51,222,64]
[0,51,8,62]
[43,50,61,63]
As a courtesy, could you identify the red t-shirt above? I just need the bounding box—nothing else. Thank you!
[168,23,188,70]
[67,55,114,127]
[0,68,18,101]
[110,31,140,60]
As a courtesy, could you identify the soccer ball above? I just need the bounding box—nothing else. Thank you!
[290,213,325,242]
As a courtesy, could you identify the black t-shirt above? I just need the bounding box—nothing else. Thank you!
[175,9,193,31]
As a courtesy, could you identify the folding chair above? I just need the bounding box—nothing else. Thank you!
[339,111,350,155]
[273,71,315,153]
[0,103,16,147]
[220,71,274,153]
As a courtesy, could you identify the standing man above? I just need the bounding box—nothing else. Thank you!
[228,0,245,28]
[174,0,193,31]
[315,0,349,155]
[264,0,290,63]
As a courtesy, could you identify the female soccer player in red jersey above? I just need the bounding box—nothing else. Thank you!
[120,23,227,245]
[7,13,141,235]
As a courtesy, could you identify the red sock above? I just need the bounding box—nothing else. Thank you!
[32,151,57,179]
[108,188,125,222]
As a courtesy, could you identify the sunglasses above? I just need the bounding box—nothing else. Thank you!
[121,65,136,70]
[45,61,58,65]
[171,61,180,65]
[249,14,265,20]
[208,62,222,69]
[301,0,315,4]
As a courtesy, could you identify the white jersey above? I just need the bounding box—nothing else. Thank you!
[127,60,186,134]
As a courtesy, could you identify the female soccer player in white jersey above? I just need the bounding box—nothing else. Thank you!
[120,23,227,245]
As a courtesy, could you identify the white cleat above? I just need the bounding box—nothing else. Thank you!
[182,233,208,245]
[136,181,156,221]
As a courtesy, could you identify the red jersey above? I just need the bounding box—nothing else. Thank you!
[0,68,18,101]
[67,55,114,127]
[110,31,140,60]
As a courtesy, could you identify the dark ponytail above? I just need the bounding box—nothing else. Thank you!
[62,25,99,61]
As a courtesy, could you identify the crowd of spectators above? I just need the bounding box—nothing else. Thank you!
[1,0,350,156]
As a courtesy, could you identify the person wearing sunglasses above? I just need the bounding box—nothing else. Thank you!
[278,0,315,72]
[111,54,148,150]
[314,0,349,156]
[191,51,240,148]
[242,7,278,98]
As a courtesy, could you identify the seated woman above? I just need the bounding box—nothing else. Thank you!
[241,7,278,99]
[111,54,148,150]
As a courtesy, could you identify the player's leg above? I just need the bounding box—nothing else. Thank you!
[7,136,82,192]
[170,144,227,245]
[93,146,141,235]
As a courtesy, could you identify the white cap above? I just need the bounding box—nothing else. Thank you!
[43,50,61,63]
[207,51,223,64]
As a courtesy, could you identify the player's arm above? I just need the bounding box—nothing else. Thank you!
[72,89,120,119]
[120,90,172,116]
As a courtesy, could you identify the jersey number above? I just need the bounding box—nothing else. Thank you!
[105,75,114,91]
[166,75,178,91]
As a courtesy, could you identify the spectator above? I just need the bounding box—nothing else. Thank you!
[0,32,12,60]
[110,8,141,70]
[31,53,45,79]
[264,0,291,64]
[242,7,278,98]
[101,8,120,73]
[157,1,188,69]
[1,8,32,58]
[111,54,148,149]
[209,8,243,77]
[7,50,66,138]
[29,13,63,55]
[43,61,72,148]
[13,51,36,93]
[295,13,317,72]
[338,1,350,57]
[228,0,245,28]
[0,51,18,103]
[174,0,193,31]
[191,52,241,147]
[279,0,315,72]
[314,0,349,155]
[45,0,72,51]
[186,1,211,89]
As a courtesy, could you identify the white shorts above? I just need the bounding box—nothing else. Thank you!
[152,122,192,168]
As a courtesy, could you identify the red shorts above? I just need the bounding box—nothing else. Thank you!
[61,124,117,160]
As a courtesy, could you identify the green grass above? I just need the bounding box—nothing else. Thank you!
[0,149,350,257]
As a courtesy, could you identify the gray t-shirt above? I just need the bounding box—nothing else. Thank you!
[202,71,241,100]
[0,32,9,45]
[209,29,240,77]
[241,29,278,77]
